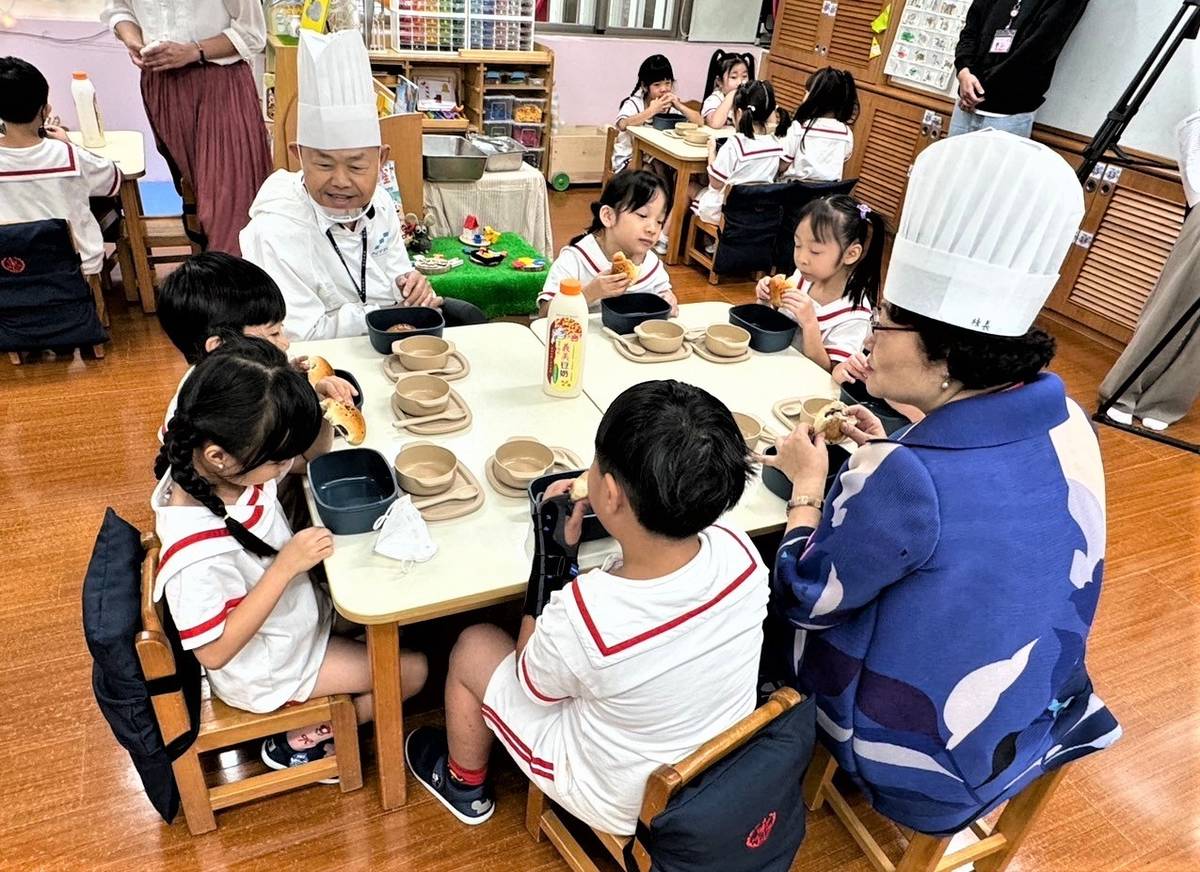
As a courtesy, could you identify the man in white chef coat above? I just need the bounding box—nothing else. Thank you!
[241,30,483,340]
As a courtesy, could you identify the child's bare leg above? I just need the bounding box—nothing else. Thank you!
[289,637,429,747]
[445,623,515,771]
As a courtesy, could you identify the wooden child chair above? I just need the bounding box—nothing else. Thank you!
[602,125,620,186]
[802,743,1069,872]
[136,533,363,835]
[526,688,808,872]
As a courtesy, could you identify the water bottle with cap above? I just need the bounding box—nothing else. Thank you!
[70,72,105,148]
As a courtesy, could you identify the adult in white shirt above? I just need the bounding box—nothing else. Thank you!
[0,58,121,274]
[101,0,272,256]
[239,31,484,341]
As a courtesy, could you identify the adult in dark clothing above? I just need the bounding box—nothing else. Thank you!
[951,0,1091,138]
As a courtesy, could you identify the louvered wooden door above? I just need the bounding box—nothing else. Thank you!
[846,93,930,227]
[825,1,890,79]
[770,0,828,69]
[767,57,811,114]
[1047,165,1188,342]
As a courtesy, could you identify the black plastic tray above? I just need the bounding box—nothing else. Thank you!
[729,304,798,353]
[333,369,364,409]
[308,448,397,535]
[527,469,610,544]
[366,306,445,354]
[600,293,671,335]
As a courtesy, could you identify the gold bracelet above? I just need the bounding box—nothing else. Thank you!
[786,495,824,512]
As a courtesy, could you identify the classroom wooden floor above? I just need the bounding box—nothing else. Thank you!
[1,189,1197,871]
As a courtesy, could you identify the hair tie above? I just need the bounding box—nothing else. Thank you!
[857,203,871,220]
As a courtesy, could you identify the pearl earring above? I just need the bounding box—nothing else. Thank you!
[941,378,951,391]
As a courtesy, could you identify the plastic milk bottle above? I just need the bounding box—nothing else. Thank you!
[543,278,587,398]
[70,72,106,148]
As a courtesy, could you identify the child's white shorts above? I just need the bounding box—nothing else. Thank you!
[482,651,567,799]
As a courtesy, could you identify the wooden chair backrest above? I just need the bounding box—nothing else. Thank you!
[627,688,805,871]
[135,532,195,748]
[602,125,619,185]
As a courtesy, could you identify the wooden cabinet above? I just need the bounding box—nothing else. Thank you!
[771,0,825,69]
[769,0,891,80]
[846,92,950,226]
[1046,165,1188,343]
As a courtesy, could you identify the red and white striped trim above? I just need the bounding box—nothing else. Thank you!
[0,145,77,178]
[569,243,604,275]
[632,259,662,288]
[481,703,555,779]
[106,166,123,197]
[826,347,852,361]
[733,138,785,159]
[572,525,759,657]
[519,651,568,703]
[177,596,245,640]
[708,166,729,184]
[157,485,266,576]
[816,306,870,323]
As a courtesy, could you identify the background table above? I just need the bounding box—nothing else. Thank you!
[293,322,604,810]
[69,130,155,313]
[531,301,841,537]
[425,233,546,318]
[423,163,554,257]
[628,126,733,267]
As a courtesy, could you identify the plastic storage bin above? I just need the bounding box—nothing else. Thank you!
[513,123,542,148]
[513,97,545,124]
[483,120,513,138]
[483,95,514,121]
[522,147,545,170]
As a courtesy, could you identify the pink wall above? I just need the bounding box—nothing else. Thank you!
[3,18,171,180]
[537,35,764,127]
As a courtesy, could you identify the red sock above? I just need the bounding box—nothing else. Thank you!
[448,757,488,787]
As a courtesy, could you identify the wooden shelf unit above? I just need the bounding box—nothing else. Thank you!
[762,0,1188,346]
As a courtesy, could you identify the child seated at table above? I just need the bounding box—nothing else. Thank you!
[404,379,769,835]
[153,338,427,775]
[692,82,790,226]
[538,170,678,316]
[780,67,858,183]
[755,195,884,373]
[700,50,753,130]
[0,56,122,276]
[157,252,356,441]
[612,54,701,175]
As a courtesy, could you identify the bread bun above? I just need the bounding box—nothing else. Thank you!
[321,399,366,446]
[768,274,796,309]
[569,475,589,502]
[307,355,335,385]
[812,401,850,442]
[611,251,638,282]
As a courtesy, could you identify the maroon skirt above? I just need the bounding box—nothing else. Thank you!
[141,61,272,257]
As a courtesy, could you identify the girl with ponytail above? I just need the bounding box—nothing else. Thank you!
[755,194,886,374]
[152,338,427,775]
[692,81,791,226]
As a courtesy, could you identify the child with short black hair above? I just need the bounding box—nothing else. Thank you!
[756,195,884,373]
[701,51,753,129]
[692,81,791,226]
[611,55,701,174]
[539,170,677,315]
[405,379,769,834]
[153,338,427,773]
[157,252,356,441]
[781,67,858,182]
[0,56,122,275]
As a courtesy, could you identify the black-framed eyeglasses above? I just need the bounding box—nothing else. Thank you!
[870,311,919,333]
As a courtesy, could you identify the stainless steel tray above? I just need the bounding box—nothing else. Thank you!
[468,135,527,173]
[422,135,487,182]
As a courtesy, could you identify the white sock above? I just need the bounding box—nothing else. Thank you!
[1105,407,1133,425]
[1141,417,1169,431]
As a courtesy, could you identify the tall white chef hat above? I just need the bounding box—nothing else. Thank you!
[297,29,381,151]
[883,129,1083,336]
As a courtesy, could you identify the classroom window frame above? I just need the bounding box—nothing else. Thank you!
[538,0,689,40]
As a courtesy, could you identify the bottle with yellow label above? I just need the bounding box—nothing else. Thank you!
[543,278,588,398]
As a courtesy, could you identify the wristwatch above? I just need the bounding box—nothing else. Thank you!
[786,495,824,511]
[194,42,207,65]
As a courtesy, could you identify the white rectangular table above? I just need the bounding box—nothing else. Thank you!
[531,301,841,536]
[293,321,604,809]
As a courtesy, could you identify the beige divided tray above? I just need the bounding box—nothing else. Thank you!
[382,350,470,382]
[611,332,693,364]
[401,443,486,523]
[391,388,472,435]
[484,446,585,499]
[689,338,751,364]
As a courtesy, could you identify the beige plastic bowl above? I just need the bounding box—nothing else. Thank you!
[705,324,751,358]
[393,373,451,416]
[393,444,457,496]
[494,438,557,490]
[393,335,453,371]
[634,319,685,354]
[684,130,711,146]
[732,412,764,447]
[675,122,699,133]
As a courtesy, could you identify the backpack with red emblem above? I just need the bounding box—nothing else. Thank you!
[625,693,815,872]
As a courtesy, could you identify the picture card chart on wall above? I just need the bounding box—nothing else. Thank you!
[884,0,970,96]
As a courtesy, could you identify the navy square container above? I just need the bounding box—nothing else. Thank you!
[366,306,445,354]
[527,469,610,544]
[308,448,397,535]
[729,303,799,353]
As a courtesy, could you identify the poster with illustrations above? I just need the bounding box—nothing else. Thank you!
[885,0,970,96]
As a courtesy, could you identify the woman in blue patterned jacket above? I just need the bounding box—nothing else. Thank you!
[762,130,1121,836]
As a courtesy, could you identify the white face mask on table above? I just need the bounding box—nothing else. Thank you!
[373,497,438,570]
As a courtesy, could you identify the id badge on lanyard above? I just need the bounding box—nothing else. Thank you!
[990,1,1021,53]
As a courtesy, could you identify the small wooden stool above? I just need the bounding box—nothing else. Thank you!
[802,743,1068,872]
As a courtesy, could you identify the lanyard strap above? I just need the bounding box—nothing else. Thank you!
[325,227,369,304]
[1008,1,1022,25]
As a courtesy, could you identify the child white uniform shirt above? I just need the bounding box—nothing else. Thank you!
[612,94,646,173]
[152,474,332,713]
[539,233,671,309]
[482,524,769,835]
[692,133,787,224]
[782,120,854,182]
[0,139,122,274]
[700,90,731,127]
[781,274,871,363]
[157,368,193,444]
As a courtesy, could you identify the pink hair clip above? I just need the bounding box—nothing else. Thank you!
[857,203,872,219]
